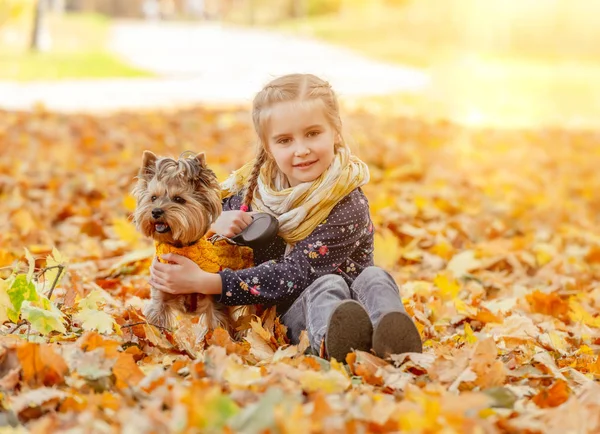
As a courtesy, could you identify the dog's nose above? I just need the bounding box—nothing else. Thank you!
[152,208,164,219]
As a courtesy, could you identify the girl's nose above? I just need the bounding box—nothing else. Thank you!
[294,143,311,156]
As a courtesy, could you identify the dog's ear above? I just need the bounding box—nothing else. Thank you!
[140,150,157,180]
[195,152,207,168]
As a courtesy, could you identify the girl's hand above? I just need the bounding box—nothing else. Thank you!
[149,254,222,295]
[210,210,253,238]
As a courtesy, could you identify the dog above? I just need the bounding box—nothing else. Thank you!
[132,150,254,333]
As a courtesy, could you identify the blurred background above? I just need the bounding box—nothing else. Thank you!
[1,0,599,127]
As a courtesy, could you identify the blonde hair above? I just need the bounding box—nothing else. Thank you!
[242,73,348,207]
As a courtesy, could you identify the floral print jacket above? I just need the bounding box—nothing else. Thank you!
[217,188,375,314]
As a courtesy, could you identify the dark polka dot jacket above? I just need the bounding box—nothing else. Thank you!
[217,188,375,314]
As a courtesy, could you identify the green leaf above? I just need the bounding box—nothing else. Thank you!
[229,388,288,434]
[74,308,116,334]
[7,274,39,323]
[20,300,66,335]
[205,394,240,430]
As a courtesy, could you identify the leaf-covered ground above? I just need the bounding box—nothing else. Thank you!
[1,105,600,433]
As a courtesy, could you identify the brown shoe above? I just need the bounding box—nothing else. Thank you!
[372,311,422,358]
[325,300,373,362]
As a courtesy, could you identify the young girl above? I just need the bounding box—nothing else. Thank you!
[149,73,422,361]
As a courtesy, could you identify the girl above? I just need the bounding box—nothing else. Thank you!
[149,73,422,361]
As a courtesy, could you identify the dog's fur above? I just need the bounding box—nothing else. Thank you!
[133,150,249,332]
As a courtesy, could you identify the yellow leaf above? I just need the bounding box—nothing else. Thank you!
[569,300,600,328]
[44,248,67,289]
[11,209,35,236]
[112,217,143,246]
[433,274,460,301]
[299,369,351,394]
[464,322,477,344]
[446,250,481,278]
[122,194,137,212]
[77,289,107,311]
[23,248,35,283]
[0,277,11,324]
[74,308,116,334]
[374,230,401,270]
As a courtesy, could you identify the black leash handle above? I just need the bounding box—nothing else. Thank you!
[229,213,279,249]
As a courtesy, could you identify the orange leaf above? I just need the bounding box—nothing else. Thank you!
[113,353,145,389]
[78,331,121,357]
[526,290,569,320]
[208,327,248,355]
[532,379,571,408]
[347,350,386,386]
[16,343,68,387]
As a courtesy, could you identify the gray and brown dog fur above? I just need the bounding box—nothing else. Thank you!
[133,150,235,332]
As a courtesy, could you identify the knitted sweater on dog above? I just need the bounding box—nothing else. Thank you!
[155,238,254,272]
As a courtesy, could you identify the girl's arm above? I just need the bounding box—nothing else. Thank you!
[217,190,372,306]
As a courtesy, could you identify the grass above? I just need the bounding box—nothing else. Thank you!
[0,12,151,81]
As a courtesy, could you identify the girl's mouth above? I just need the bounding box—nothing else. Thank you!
[294,160,317,169]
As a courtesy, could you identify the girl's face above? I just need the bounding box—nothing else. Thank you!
[265,100,337,187]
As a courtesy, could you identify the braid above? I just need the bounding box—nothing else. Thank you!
[242,147,268,209]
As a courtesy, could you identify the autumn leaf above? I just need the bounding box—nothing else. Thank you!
[2,103,600,431]
[0,276,12,324]
[21,300,67,335]
[78,331,121,357]
[374,229,401,270]
[532,379,571,408]
[74,308,117,334]
[16,342,68,387]
[43,247,67,289]
[112,217,144,246]
[7,273,39,322]
[433,273,460,301]
[526,290,569,320]
[113,353,144,389]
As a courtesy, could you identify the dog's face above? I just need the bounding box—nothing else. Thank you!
[132,151,222,246]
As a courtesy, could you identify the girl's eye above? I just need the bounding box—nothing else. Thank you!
[307,131,320,137]
[277,138,291,145]
[173,196,186,204]
[151,195,157,202]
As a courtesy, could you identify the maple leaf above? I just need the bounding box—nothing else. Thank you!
[113,353,145,389]
[433,273,460,301]
[6,273,39,322]
[0,276,12,324]
[20,300,67,335]
[74,308,116,334]
[16,342,68,387]
[43,247,68,289]
[374,229,401,270]
[532,379,571,408]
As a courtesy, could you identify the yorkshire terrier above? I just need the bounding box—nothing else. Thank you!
[132,150,253,333]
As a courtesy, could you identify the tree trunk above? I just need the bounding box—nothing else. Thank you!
[30,0,44,52]
[290,0,304,18]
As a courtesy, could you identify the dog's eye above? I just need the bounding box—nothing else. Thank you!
[173,196,186,204]
[151,195,157,202]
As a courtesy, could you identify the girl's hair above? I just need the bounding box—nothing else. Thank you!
[242,73,347,208]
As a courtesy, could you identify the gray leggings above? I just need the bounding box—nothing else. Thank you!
[281,266,408,352]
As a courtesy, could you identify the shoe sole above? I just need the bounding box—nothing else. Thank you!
[325,300,373,362]
[373,311,423,358]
